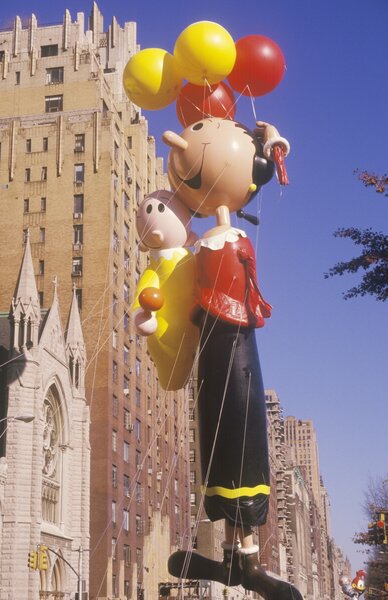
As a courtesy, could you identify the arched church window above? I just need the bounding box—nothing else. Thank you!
[41,387,61,525]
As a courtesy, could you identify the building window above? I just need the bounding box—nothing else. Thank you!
[124,222,129,241]
[124,474,130,497]
[112,361,118,383]
[112,294,117,315]
[135,388,140,407]
[45,94,63,112]
[147,367,151,385]
[25,168,31,182]
[43,137,48,151]
[123,191,129,210]
[113,264,118,286]
[123,375,129,395]
[112,500,116,525]
[190,471,196,484]
[41,197,47,212]
[23,198,29,213]
[112,430,117,452]
[136,515,143,536]
[112,537,117,560]
[189,429,195,443]
[135,418,140,441]
[74,163,84,182]
[74,133,85,152]
[73,224,83,245]
[46,66,64,84]
[136,450,141,470]
[39,291,44,306]
[112,465,117,488]
[190,492,196,506]
[124,344,129,365]
[15,71,20,85]
[39,260,45,275]
[26,139,31,153]
[124,409,131,431]
[123,509,129,532]
[41,44,58,57]
[124,441,129,463]
[123,282,129,303]
[74,194,84,215]
[41,166,47,181]
[112,394,118,417]
[39,228,45,243]
[112,329,117,349]
[124,545,131,567]
[124,250,130,273]
[123,312,129,331]
[188,407,195,421]
[189,449,195,463]
[136,481,143,504]
[113,231,119,253]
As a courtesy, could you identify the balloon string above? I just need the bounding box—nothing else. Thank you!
[247,86,257,121]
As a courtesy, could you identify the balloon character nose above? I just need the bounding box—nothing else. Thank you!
[162,131,188,151]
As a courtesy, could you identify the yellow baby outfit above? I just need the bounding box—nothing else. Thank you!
[133,248,199,390]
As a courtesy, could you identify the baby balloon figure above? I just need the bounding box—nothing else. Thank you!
[132,190,199,390]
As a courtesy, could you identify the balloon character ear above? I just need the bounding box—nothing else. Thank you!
[253,139,275,188]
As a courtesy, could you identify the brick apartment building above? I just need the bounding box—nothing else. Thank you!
[0,4,190,599]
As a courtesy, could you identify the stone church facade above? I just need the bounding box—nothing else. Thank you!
[0,235,90,600]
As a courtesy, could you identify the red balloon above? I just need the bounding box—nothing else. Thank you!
[227,35,285,97]
[176,81,236,127]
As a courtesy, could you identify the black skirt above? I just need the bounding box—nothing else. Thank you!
[198,314,270,527]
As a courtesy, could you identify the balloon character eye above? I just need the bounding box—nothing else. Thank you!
[158,203,165,212]
[192,122,203,131]
[146,204,153,214]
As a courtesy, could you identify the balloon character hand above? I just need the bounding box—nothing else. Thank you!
[255,120,290,185]
[134,287,165,337]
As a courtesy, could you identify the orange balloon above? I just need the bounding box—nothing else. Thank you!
[139,287,164,311]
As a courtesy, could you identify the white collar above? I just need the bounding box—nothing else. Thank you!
[194,228,246,253]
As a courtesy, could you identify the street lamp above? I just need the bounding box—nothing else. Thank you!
[0,415,35,424]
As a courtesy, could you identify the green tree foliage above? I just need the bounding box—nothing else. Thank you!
[354,475,388,598]
[325,172,388,301]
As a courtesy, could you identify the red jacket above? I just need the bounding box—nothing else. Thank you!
[194,231,272,328]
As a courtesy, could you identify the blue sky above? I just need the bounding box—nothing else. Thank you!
[2,0,388,573]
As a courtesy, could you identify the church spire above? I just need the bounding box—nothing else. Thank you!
[9,232,41,351]
[65,285,86,392]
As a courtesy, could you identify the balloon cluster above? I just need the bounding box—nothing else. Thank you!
[123,21,285,127]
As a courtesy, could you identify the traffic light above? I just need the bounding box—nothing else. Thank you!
[38,545,48,570]
[376,513,387,545]
[27,550,38,570]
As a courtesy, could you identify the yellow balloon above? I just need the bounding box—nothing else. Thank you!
[123,48,183,110]
[174,21,236,85]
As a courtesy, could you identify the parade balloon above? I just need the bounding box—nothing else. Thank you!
[133,191,199,391]
[176,81,236,127]
[123,48,183,110]
[227,35,285,97]
[174,21,236,85]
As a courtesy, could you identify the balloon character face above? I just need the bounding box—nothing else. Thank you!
[352,570,366,593]
[136,190,196,251]
[164,118,274,217]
